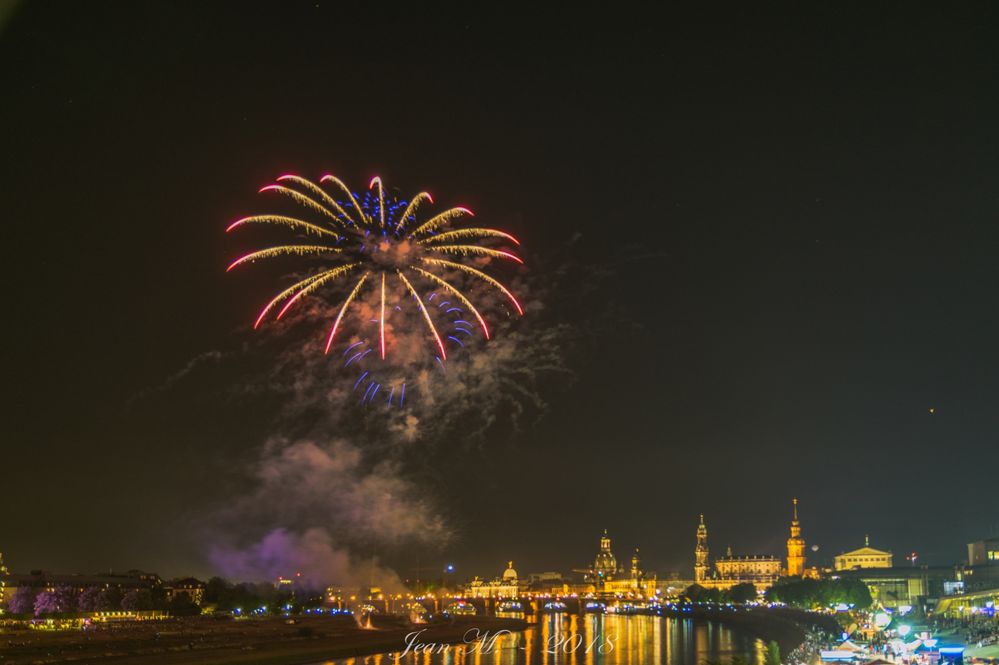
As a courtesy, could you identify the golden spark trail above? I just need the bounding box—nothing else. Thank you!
[259,185,341,222]
[227,245,340,272]
[397,270,447,360]
[417,228,519,245]
[276,176,356,229]
[253,272,329,329]
[426,244,523,264]
[276,263,360,320]
[422,257,524,315]
[409,266,491,339]
[320,174,368,227]
[227,215,340,239]
[409,206,474,237]
[323,273,369,354]
[394,192,433,234]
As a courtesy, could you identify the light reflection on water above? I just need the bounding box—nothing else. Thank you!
[318,613,765,665]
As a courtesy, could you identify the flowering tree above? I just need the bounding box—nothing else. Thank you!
[7,586,38,614]
[34,586,78,615]
[55,585,79,612]
[78,586,103,611]
[34,591,59,615]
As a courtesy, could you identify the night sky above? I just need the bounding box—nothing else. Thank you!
[3,2,998,582]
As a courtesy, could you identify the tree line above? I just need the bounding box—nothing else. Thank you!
[201,576,325,614]
[765,577,872,609]
[682,582,760,604]
[681,577,872,609]
[3,576,328,618]
[5,585,199,617]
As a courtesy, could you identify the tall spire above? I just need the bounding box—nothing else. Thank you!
[694,514,709,582]
[786,498,806,576]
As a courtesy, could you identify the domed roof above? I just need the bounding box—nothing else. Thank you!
[594,551,617,573]
[502,561,518,580]
[593,530,618,575]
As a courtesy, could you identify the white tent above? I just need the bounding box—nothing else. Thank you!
[838,640,867,653]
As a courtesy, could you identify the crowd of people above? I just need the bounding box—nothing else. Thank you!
[960,616,996,648]
[785,628,826,665]
[933,614,999,648]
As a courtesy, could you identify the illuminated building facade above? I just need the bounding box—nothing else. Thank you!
[834,536,893,570]
[936,586,999,617]
[164,578,205,605]
[464,561,524,599]
[967,537,999,566]
[582,531,657,597]
[712,549,782,589]
[1,570,163,607]
[693,515,781,591]
[961,537,999,592]
[601,548,657,597]
[837,566,955,611]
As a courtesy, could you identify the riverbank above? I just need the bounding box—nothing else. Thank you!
[0,615,529,665]
[661,605,842,655]
[0,607,840,665]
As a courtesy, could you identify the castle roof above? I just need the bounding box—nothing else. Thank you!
[716,554,779,561]
[837,546,892,557]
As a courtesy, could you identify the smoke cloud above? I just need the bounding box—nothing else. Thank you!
[248,251,584,446]
[208,529,405,591]
[147,240,602,586]
[205,437,449,587]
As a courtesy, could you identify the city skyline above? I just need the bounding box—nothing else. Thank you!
[2,3,998,585]
[0,502,985,584]
[3,4,998,665]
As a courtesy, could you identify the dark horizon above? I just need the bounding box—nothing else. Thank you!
[2,2,998,584]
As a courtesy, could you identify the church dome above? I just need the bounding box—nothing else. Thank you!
[594,551,617,575]
[593,530,618,576]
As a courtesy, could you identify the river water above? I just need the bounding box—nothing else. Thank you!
[317,614,766,665]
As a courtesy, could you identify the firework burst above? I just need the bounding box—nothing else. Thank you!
[227,174,524,401]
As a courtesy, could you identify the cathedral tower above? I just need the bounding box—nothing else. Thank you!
[786,498,806,577]
[694,514,709,582]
